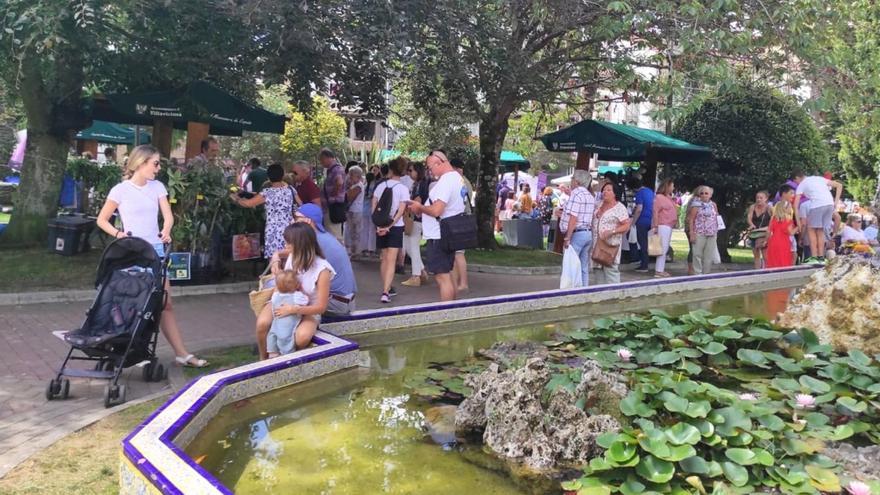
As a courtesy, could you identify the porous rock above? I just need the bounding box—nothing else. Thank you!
[455,357,625,473]
[778,255,880,354]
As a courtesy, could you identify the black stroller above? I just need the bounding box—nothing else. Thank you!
[48,237,169,407]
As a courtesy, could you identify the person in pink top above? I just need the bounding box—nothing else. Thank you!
[651,179,678,277]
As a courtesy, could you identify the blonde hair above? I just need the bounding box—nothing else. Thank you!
[275,270,301,293]
[772,200,792,221]
[847,213,863,227]
[124,145,160,179]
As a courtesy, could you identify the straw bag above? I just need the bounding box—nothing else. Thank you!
[248,266,275,317]
[648,233,663,257]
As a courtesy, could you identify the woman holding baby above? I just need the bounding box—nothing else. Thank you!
[254,222,335,360]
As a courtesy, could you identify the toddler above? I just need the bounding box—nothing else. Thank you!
[266,270,309,357]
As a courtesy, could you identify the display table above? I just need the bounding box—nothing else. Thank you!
[501,218,544,249]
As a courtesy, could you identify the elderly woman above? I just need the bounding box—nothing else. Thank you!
[687,185,720,274]
[841,214,879,247]
[591,180,631,285]
[343,166,365,256]
[561,170,595,287]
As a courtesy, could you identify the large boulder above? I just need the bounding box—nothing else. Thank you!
[455,357,625,474]
[778,255,880,354]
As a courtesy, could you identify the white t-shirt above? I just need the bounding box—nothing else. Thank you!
[347,181,365,214]
[796,177,834,209]
[107,180,168,242]
[284,256,336,305]
[422,171,466,240]
[400,174,414,192]
[372,179,409,227]
[841,225,867,244]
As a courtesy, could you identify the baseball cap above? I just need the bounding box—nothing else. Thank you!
[297,203,326,233]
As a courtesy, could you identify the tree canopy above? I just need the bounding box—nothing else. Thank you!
[280,96,348,162]
[668,83,829,257]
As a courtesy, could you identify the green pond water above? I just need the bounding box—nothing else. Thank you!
[186,288,796,495]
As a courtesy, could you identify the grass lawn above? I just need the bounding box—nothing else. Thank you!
[0,212,10,223]
[466,245,560,267]
[0,247,103,293]
[669,230,755,265]
[0,397,165,495]
[183,345,255,380]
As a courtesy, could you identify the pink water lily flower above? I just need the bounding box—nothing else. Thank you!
[846,481,871,495]
[795,394,816,409]
[617,348,633,362]
[739,393,758,401]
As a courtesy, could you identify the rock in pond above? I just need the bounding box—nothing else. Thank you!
[778,255,880,354]
[455,357,625,475]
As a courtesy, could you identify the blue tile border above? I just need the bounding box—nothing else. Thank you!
[121,333,359,495]
[323,265,818,323]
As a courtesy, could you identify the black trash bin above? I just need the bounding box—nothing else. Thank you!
[47,215,96,256]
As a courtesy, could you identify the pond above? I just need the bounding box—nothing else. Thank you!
[185,288,797,495]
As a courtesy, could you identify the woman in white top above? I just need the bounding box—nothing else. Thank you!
[344,166,365,257]
[256,222,335,359]
[841,214,877,246]
[372,157,410,304]
[96,145,207,367]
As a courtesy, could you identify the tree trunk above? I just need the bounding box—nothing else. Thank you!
[1,130,70,246]
[474,105,514,249]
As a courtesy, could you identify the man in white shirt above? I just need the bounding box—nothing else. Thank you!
[408,150,465,302]
[793,170,843,262]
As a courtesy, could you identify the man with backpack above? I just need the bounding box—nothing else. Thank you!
[372,157,410,303]
[408,150,467,302]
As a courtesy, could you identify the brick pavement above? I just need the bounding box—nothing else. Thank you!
[0,256,751,477]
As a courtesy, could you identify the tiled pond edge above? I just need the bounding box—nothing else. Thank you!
[322,265,819,335]
[119,266,817,494]
[119,331,359,494]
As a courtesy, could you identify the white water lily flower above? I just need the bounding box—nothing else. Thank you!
[617,348,633,362]
[795,394,816,409]
[804,353,817,360]
[738,393,758,401]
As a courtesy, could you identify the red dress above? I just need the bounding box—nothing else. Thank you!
[765,218,793,268]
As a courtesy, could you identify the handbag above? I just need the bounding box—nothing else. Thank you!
[439,213,478,251]
[328,202,347,224]
[248,265,275,318]
[591,237,618,267]
[403,211,414,235]
[647,233,663,257]
[716,214,726,231]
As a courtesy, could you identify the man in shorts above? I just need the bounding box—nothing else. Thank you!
[793,170,843,263]
[408,150,465,302]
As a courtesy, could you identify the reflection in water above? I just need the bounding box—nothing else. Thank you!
[187,289,796,495]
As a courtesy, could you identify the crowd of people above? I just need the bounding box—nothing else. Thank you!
[96,140,878,363]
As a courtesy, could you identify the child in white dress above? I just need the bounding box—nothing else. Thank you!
[266,271,309,357]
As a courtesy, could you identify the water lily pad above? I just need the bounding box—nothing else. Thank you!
[658,444,697,462]
[635,455,675,483]
[620,391,655,417]
[848,349,873,367]
[690,419,715,437]
[798,375,830,393]
[618,477,646,495]
[819,363,853,383]
[715,329,744,339]
[712,407,752,436]
[608,442,637,463]
[771,378,801,391]
[721,461,749,486]
[684,400,712,418]
[756,414,785,431]
[725,448,757,465]
[653,351,680,365]
[837,396,867,413]
[708,315,735,326]
[805,465,840,492]
[679,456,710,474]
[737,349,770,368]
[748,328,782,340]
[665,423,701,445]
[596,431,621,449]
[698,342,727,355]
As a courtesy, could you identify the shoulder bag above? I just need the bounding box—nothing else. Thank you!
[440,213,478,252]
[591,209,619,267]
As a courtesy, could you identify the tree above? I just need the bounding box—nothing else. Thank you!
[0,0,264,245]
[217,85,290,163]
[389,82,473,155]
[505,102,579,172]
[395,0,809,249]
[279,96,348,162]
[668,83,829,260]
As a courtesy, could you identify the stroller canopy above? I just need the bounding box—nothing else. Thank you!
[95,237,163,288]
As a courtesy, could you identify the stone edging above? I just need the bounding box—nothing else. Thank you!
[467,263,561,275]
[0,281,257,306]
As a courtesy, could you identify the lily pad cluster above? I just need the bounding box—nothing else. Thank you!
[555,309,880,495]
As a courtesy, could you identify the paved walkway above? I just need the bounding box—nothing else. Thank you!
[0,255,751,477]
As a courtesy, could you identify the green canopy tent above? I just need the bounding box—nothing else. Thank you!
[75,120,151,144]
[90,81,287,137]
[539,119,711,163]
[499,150,530,171]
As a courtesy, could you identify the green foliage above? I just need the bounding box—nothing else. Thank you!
[216,85,289,163]
[163,166,239,253]
[505,102,578,172]
[65,158,121,216]
[553,310,880,494]
[279,96,347,162]
[669,83,830,252]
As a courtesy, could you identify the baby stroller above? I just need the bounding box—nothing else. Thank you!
[48,237,169,408]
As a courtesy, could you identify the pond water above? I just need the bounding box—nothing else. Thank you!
[186,288,797,495]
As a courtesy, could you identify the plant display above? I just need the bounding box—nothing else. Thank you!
[407,310,880,494]
[65,158,121,216]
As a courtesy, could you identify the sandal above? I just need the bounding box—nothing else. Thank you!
[175,354,209,368]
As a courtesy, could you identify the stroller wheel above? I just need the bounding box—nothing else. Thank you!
[59,379,70,400]
[45,379,61,400]
[151,363,167,382]
[142,361,155,382]
[104,384,127,408]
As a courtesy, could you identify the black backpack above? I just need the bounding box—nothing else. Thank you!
[372,182,399,227]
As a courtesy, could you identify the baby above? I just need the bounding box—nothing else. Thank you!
[266,270,309,358]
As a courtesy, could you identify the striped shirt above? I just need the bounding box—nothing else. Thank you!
[561,186,595,233]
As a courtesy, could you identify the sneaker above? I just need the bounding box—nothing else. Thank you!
[401,277,421,287]
[380,293,391,303]
[388,286,398,296]
[634,267,650,273]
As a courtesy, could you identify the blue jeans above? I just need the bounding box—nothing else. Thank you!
[569,230,593,287]
[636,223,650,269]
